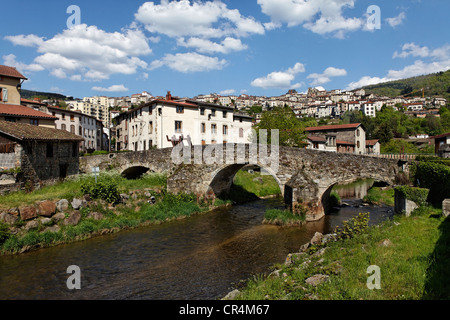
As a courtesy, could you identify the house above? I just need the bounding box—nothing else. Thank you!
[0,65,28,106]
[305,123,367,155]
[0,103,57,128]
[430,132,450,158]
[115,92,254,152]
[361,101,376,118]
[0,120,83,187]
[366,140,381,155]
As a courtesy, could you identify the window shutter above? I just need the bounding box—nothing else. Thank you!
[3,88,7,102]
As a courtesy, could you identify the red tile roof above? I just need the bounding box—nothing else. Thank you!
[336,140,355,146]
[305,123,361,132]
[366,140,379,146]
[430,132,450,139]
[21,98,46,106]
[0,120,83,142]
[0,104,57,120]
[0,65,28,80]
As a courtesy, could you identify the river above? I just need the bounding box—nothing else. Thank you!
[0,179,393,300]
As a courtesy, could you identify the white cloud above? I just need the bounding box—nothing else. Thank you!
[92,84,129,92]
[135,0,264,39]
[257,0,364,37]
[386,12,406,28]
[251,62,305,89]
[347,43,450,90]
[5,24,151,81]
[307,67,347,86]
[177,37,247,54]
[2,54,44,73]
[4,34,45,47]
[150,52,227,73]
[220,89,236,95]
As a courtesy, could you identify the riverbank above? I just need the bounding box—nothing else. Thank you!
[226,205,449,300]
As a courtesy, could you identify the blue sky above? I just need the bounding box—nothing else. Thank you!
[1,0,449,99]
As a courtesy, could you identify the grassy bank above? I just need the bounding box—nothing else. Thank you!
[263,209,306,226]
[363,187,395,207]
[0,173,214,255]
[232,169,281,199]
[233,206,449,300]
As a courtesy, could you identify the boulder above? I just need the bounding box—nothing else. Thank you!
[52,212,66,223]
[56,199,69,212]
[43,225,61,233]
[19,206,37,221]
[305,274,329,287]
[64,211,81,226]
[38,200,56,217]
[87,212,104,220]
[71,198,87,210]
[310,232,323,245]
[443,199,450,218]
[24,220,39,231]
[40,217,52,225]
[0,212,18,225]
[222,289,241,300]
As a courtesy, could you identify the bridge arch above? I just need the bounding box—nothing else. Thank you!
[205,163,285,201]
[121,166,150,179]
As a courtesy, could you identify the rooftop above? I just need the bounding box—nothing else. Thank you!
[0,120,83,142]
[305,123,362,132]
[0,65,28,80]
[0,104,57,120]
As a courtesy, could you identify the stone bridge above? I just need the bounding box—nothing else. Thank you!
[79,144,404,221]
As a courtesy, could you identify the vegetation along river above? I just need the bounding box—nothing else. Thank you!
[0,179,393,300]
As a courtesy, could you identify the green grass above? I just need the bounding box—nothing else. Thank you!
[363,187,395,207]
[264,209,305,226]
[0,172,167,210]
[232,170,281,198]
[234,207,449,300]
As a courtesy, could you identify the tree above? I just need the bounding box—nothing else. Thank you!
[253,107,308,148]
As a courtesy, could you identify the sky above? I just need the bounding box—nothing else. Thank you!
[0,0,449,99]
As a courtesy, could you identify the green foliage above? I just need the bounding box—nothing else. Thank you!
[395,186,430,207]
[264,209,305,225]
[412,161,450,205]
[253,106,311,147]
[0,223,11,245]
[81,180,121,204]
[333,213,370,240]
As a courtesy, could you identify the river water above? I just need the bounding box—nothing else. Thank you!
[0,179,393,300]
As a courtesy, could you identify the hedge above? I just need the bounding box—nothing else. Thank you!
[394,186,429,207]
[413,161,450,205]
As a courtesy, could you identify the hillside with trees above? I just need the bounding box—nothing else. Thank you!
[362,70,450,101]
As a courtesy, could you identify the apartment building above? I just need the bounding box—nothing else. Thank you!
[115,92,253,152]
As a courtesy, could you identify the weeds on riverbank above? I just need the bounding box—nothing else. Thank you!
[263,209,305,226]
[234,207,449,300]
[363,187,395,207]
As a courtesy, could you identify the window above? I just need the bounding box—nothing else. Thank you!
[72,143,78,157]
[149,121,153,134]
[62,113,66,120]
[200,107,205,116]
[0,88,7,102]
[30,119,39,126]
[176,106,184,114]
[70,125,75,134]
[223,125,228,135]
[223,111,227,118]
[70,115,75,122]
[175,121,183,133]
[79,126,82,135]
[239,128,244,138]
[211,124,217,134]
[61,124,67,131]
[5,117,16,122]
[201,123,206,133]
[46,143,53,158]
[211,109,216,117]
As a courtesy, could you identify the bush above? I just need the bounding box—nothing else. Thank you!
[81,180,121,204]
[394,186,430,207]
[329,192,341,208]
[333,213,370,240]
[412,162,450,205]
[0,223,11,245]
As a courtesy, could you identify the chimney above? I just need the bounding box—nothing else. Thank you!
[166,91,172,101]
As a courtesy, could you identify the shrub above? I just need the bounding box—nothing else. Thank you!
[0,223,11,245]
[394,186,430,207]
[412,162,450,205]
[329,192,341,208]
[333,212,370,240]
[81,180,121,204]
